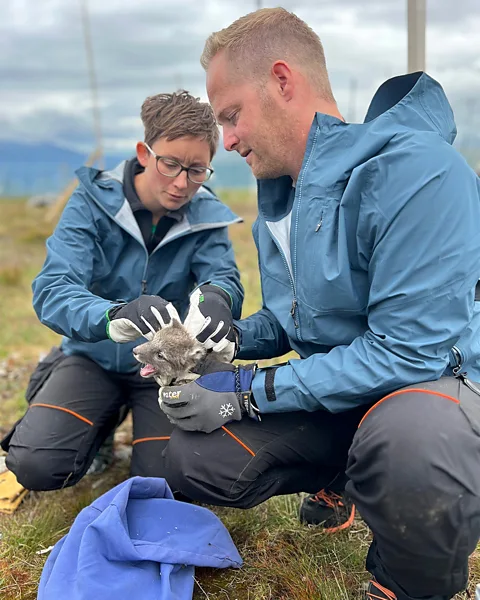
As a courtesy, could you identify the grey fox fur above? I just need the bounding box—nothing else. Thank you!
[133,319,229,386]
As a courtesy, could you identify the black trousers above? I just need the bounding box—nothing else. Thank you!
[6,356,480,599]
[345,378,480,600]
[5,354,174,490]
[162,377,480,600]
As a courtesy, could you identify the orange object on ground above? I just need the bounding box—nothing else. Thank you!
[0,469,29,514]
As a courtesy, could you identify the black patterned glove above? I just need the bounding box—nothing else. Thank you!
[107,295,180,342]
[183,284,236,361]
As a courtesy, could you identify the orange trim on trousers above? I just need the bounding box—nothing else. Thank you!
[367,580,397,599]
[133,429,256,455]
[132,436,171,446]
[30,403,94,426]
[359,388,460,429]
[221,426,256,457]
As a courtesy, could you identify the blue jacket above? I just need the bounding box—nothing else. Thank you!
[38,477,242,600]
[32,162,243,372]
[237,72,480,414]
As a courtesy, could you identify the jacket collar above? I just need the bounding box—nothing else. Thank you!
[258,72,457,219]
[74,160,240,229]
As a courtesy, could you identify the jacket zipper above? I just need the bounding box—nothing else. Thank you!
[290,298,298,328]
[290,126,320,340]
[291,198,300,335]
[81,184,237,298]
[274,240,298,329]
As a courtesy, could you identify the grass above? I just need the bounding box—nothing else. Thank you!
[0,195,476,599]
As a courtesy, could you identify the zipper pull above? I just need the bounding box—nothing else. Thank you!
[290,298,298,328]
[141,280,147,294]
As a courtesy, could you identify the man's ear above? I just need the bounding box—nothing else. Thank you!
[271,61,294,102]
[136,142,149,168]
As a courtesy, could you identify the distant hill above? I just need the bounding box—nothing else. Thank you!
[0,141,255,196]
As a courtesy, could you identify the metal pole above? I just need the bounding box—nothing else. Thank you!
[407,0,426,73]
[80,0,104,169]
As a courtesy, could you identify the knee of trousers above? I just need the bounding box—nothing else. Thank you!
[163,428,258,508]
[346,387,480,532]
[6,444,83,491]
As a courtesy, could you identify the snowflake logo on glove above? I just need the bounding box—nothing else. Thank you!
[219,403,235,418]
[158,364,257,433]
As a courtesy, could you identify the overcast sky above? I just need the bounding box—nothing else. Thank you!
[1,0,479,159]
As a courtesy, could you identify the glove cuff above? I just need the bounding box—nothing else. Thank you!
[199,284,233,308]
[241,390,261,421]
[107,303,127,320]
[232,327,240,360]
[235,364,261,421]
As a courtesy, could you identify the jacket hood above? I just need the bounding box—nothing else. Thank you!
[364,71,456,143]
[38,477,242,600]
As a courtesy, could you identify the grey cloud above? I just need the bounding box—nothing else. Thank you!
[0,2,208,93]
[0,0,479,154]
[286,0,478,27]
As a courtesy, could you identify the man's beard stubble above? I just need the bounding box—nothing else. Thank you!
[253,97,293,180]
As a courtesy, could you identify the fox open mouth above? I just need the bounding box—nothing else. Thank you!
[140,364,157,378]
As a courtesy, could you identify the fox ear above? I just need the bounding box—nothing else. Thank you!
[170,318,182,329]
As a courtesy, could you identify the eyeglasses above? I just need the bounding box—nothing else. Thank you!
[144,143,214,184]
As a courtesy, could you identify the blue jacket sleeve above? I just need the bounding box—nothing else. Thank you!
[235,308,291,360]
[32,189,114,342]
[190,227,244,319]
[253,151,480,413]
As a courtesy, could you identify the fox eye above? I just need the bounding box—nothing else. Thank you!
[157,352,165,359]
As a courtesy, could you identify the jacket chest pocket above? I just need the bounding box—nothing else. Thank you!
[295,184,369,316]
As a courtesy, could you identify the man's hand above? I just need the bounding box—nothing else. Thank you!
[159,362,258,433]
[183,285,237,361]
[107,295,180,342]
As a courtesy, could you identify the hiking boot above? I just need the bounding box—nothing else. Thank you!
[364,579,397,599]
[299,489,355,532]
[86,431,115,476]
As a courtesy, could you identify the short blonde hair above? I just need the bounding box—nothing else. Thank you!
[201,8,334,101]
[141,90,219,158]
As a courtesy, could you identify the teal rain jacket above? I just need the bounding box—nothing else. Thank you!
[32,162,243,372]
[237,72,480,413]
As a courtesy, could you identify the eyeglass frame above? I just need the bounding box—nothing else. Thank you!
[143,142,214,184]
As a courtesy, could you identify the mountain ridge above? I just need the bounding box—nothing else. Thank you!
[0,141,255,196]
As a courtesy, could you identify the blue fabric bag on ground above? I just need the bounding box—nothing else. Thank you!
[37,477,242,600]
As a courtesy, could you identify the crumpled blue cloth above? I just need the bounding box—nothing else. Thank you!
[38,477,242,600]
